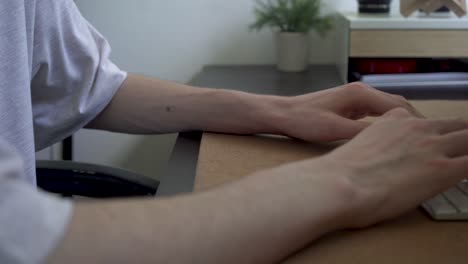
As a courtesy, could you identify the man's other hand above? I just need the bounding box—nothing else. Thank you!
[278,82,423,142]
[324,108,468,228]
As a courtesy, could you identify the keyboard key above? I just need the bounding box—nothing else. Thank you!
[422,181,468,220]
[422,194,458,219]
[444,187,468,213]
[457,180,468,195]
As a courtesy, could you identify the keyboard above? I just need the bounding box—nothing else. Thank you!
[422,180,468,220]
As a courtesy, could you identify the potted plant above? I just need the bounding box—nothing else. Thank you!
[250,0,333,72]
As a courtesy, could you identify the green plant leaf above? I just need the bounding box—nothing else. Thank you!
[249,0,333,35]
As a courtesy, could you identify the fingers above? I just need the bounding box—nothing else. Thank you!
[344,82,423,118]
[323,115,370,141]
[376,90,425,118]
[447,156,468,182]
[381,112,468,134]
[379,112,468,158]
[439,130,468,157]
[428,118,468,134]
[382,107,413,119]
[382,113,468,157]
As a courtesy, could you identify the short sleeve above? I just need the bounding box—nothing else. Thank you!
[0,137,72,264]
[30,0,127,150]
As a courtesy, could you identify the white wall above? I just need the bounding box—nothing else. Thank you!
[73,0,399,179]
[35,143,62,160]
[75,0,400,82]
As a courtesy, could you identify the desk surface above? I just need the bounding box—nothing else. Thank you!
[157,65,468,196]
[195,100,468,264]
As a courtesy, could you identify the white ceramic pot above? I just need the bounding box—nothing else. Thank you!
[275,32,309,72]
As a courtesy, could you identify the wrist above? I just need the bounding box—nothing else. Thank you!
[252,94,293,135]
[315,156,372,230]
[213,158,356,253]
[266,157,359,233]
[294,157,361,232]
[203,88,292,135]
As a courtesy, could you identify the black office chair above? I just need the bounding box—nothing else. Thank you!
[36,160,159,198]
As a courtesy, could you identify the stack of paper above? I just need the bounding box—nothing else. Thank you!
[362,72,468,91]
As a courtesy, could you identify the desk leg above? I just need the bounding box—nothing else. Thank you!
[157,132,202,196]
[62,136,73,161]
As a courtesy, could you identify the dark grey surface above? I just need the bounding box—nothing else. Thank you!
[156,132,202,196]
[191,65,468,99]
[190,65,343,95]
[377,87,468,100]
[157,65,343,197]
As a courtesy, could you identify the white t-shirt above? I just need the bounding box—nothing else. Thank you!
[0,0,127,263]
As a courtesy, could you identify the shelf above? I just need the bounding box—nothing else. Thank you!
[350,30,468,57]
[341,12,468,30]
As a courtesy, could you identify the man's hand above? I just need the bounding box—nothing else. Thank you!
[278,82,423,142]
[252,106,468,231]
[319,107,468,228]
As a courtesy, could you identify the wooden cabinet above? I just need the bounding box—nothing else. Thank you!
[335,13,468,83]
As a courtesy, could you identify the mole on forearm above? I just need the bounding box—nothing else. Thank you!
[165,106,176,112]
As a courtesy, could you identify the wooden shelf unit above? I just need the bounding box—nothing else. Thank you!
[335,12,468,83]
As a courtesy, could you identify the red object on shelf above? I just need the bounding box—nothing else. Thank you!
[355,59,418,74]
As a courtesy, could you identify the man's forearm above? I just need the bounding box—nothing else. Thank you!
[88,74,422,142]
[87,74,288,134]
[48,159,351,263]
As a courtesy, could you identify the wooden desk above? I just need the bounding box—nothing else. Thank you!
[195,100,468,263]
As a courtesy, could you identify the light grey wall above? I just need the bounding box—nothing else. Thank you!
[75,0,399,83]
[73,0,400,179]
[35,143,62,160]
